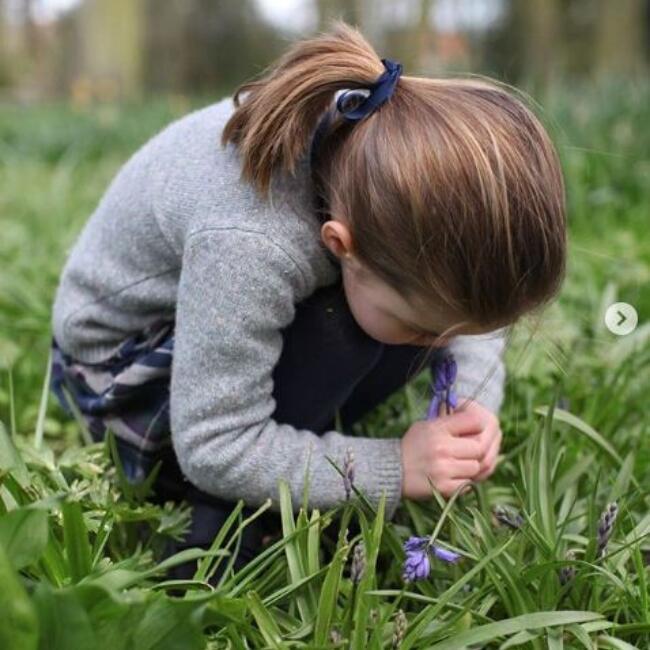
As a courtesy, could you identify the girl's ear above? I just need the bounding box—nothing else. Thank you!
[320,219,355,260]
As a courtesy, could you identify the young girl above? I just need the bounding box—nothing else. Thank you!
[50,23,566,577]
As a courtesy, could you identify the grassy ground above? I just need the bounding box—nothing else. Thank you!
[0,79,648,648]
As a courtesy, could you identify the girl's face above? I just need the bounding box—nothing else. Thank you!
[320,218,491,346]
[340,258,466,346]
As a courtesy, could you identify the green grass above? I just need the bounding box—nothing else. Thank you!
[0,80,648,648]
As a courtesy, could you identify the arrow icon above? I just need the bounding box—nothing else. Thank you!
[605,302,638,336]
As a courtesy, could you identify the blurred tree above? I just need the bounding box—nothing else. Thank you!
[521,0,560,96]
[20,0,39,57]
[76,0,144,99]
[594,0,647,79]
[414,0,435,73]
[0,0,7,87]
[142,0,283,95]
[170,0,282,94]
[54,0,283,99]
[316,0,363,29]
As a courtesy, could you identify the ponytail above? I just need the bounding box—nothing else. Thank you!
[221,21,383,195]
[222,22,567,332]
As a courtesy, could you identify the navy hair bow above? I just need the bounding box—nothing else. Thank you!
[309,57,403,168]
[309,58,402,222]
[336,58,403,122]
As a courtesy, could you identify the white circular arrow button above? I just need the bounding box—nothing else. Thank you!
[605,302,638,336]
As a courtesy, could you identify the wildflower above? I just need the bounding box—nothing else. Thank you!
[559,549,577,585]
[350,541,366,584]
[392,609,407,649]
[493,504,524,530]
[329,628,343,645]
[342,446,355,500]
[427,354,458,418]
[402,536,460,582]
[596,501,618,559]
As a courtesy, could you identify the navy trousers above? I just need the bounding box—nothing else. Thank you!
[150,280,438,582]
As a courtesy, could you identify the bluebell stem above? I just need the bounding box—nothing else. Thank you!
[596,501,618,559]
[402,535,461,582]
[402,353,462,583]
[392,609,407,649]
[559,549,577,585]
[493,504,524,530]
[427,354,458,418]
[350,541,365,584]
[342,446,355,500]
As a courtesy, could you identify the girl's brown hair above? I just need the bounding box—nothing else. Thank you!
[222,21,567,330]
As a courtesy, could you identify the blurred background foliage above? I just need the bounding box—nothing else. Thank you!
[0,0,648,103]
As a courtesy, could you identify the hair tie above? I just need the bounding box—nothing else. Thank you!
[336,58,403,122]
[309,57,403,219]
[309,57,402,169]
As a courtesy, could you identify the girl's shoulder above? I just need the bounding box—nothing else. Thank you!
[146,99,333,280]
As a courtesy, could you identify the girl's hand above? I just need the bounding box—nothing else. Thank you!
[458,399,502,481]
[400,400,502,500]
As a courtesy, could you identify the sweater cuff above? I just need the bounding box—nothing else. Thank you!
[348,436,403,521]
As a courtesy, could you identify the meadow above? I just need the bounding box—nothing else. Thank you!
[0,79,648,649]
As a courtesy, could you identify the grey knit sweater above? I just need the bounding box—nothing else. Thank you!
[52,97,505,519]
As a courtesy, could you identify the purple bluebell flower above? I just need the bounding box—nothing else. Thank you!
[596,501,618,559]
[432,546,462,563]
[402,536,461,582]
[427,354,458,418]
[559,549,577,585]
[402,540,431,582]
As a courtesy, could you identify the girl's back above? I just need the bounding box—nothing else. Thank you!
[52,98,338,364]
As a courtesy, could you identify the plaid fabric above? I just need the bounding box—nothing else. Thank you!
[50,320,175,484]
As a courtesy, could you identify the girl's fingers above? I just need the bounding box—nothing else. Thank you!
[449,459,482,478]
[447,431,491,459]
[475,430,502,480]
[445,436,480,459]
[439,478,474,497]
[442,410,484,437]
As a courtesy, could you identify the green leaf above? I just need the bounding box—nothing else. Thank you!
[0,506,48,569]
[61,500,93,583]
[530,402,556,544]
[278,478,314,624]
[534,407,623,466]
[351,493,385,650]
[499,629,540,648]
[33,350,52,451]
[133,596,205,650]
[608,452,635,502]
[0,420,30,488]
[429,611,602,649]
[0,541,38,650]
[597,635,642,650]
[32,583,95,650]
[245,590,285,649]
[307,508,321,576]
[314,541,348,645]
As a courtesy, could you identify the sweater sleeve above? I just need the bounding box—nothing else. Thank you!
[446,330,507,414]
[169,228,403,518]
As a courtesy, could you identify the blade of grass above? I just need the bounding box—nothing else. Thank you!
[33,349,52,450]
[429,611,602,649]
